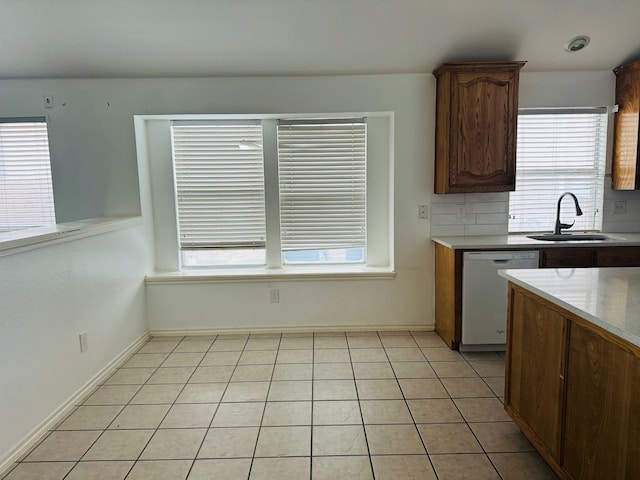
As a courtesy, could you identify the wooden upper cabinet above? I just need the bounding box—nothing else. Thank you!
[434,61,526,193]
[612,59,640,190]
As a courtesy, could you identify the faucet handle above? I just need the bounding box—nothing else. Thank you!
[558,220,575,231]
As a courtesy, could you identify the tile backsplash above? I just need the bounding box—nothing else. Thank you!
[601,177,640,233]
[430,192,509,237]
[430,178,640,237]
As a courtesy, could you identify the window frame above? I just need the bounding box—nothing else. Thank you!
[0,117,56,232]
[171,117,369,269]
[171,120,268,268]
[277,118,367,266]
[508,107,608,234]
[137,112,394,276]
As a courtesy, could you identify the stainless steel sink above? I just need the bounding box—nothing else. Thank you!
[527,234,610,242]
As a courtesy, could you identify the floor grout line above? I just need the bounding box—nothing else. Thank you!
[2,331,554,480]
[246,333,282,479]
[348,332,376,480]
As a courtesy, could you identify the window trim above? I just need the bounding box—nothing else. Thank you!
[277,118,367,265]
[171,121,267,252]
[135,112,394,278]
[508,107,608,234]
[0,116,56,232]
[0,216,142,258]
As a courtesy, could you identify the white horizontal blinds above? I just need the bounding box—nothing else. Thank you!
[0,119,55,231]
[509,110,607,233]
[171,122,266,250]
[278,119,366,251]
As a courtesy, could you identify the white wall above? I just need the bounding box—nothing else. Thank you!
[0,80,144,222]
[0,79,155,465]
[0,74,432,466]
[0,225,152,464]
[136,75,433,331]
[0,74,433,333]
[430,70,640,236]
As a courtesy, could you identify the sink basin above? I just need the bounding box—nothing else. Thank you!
[527,234,610,242]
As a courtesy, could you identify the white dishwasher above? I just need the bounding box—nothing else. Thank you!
[461,251,539,351]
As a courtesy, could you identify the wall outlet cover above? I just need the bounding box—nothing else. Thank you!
[269,288,280,304]
[614,201,627,215]
[79,331,88,353]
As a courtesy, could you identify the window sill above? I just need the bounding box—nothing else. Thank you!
[0,216,143,258]
[145,266,396,284]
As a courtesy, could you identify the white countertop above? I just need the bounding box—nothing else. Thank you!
[499,267,640,348]
[431,233,640,249]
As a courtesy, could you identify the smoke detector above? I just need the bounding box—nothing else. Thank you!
[566,36,590,53]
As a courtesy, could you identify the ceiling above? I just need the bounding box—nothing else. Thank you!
[1,0,639,79]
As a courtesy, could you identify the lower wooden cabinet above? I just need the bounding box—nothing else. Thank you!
[435,244,640,350]
[563,322,640,479]
[434,243,461,349]
[505,283,640,479]
[595,246,640,267]
[539,245,640,268]
[506,289,565,460]
[539,247,595,268]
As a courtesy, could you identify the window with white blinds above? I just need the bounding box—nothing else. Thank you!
[508,109,607,233]
[0,118,56,232]
[277,119,366,258]
[171,122,266,253]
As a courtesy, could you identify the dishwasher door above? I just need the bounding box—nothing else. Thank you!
[461,251,539,351]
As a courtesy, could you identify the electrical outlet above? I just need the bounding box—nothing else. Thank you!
[43,95,54,108]
[614,201,627,215]
[456,204,466,219]
[418,205,428,219]
[79,331,88,353]
[269,288,280,304]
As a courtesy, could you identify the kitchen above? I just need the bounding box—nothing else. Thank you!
[430,58,640,478]
[2,1,640,479]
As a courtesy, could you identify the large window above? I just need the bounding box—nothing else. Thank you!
[508,109,607,233]
[171,118,367,267]
[0,118,55,232]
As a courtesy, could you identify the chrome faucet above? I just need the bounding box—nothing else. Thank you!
[554,192,583,235]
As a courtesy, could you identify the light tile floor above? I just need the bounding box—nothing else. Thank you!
[2,331,559,479]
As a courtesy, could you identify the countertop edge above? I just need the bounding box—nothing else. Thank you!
[432,233,640,249]
[499,268,640,348]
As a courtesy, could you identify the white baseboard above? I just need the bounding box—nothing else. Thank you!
[0,331,150,477]
[149,323,436,337]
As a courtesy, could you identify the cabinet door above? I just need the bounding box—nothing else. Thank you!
[539,248,594,268]
[506,287,565,460]
[450,71,517,191]
[433,61,524,194]
[612,60,640,190]
[562,322,640,479]
[594,246,640,266]
[434,243,461,349]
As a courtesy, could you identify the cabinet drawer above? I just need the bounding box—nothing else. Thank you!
[595,247,640,266]
[540,248,594,268]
